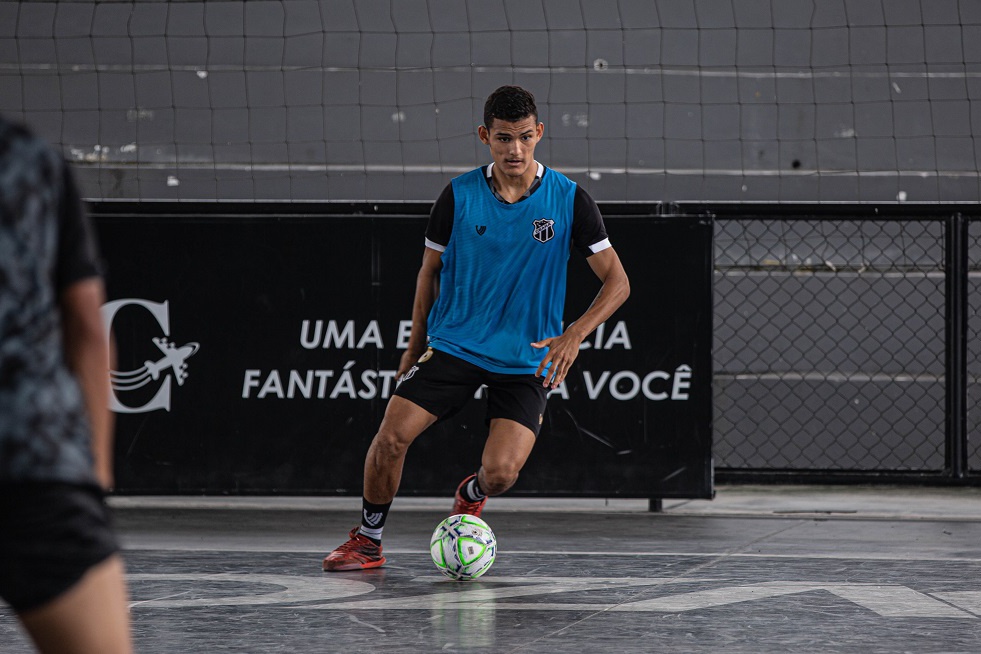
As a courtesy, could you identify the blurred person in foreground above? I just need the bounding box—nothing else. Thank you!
[0,114,133,653]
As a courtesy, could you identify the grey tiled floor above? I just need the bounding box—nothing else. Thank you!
[2,486,980,653]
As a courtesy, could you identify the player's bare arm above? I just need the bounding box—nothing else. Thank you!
[397,246,443,379]
[60,276,116,490]
[532,247,630,389]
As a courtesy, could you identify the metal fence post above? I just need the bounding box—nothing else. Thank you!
[945,213,968,479]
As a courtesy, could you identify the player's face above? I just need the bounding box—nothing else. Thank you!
[478,116,544,179]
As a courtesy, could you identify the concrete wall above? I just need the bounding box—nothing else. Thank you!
[2,0,980,203]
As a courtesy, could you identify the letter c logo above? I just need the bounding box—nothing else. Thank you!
[101,299,172,413]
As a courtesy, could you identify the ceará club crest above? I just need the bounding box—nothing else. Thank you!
[533,218,555,243]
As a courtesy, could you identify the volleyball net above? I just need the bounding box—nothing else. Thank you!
[2,0,980,203]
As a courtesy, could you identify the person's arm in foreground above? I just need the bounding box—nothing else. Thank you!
[60,278,115,490]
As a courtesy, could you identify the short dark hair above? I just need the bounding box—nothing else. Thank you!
[483,86,538,128]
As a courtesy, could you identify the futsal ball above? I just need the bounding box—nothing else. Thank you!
[430,514,497,581]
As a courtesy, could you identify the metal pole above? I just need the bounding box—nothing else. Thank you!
[945,213,968,480]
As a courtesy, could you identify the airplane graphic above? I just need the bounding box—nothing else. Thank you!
[110,338,200,392]
[145,337,199,385]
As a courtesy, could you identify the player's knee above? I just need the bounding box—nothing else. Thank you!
[370,427,412,461]
[479,467,519,496]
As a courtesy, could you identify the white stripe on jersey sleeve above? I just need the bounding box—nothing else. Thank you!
[588,237,612,254]
[425,237,446,252]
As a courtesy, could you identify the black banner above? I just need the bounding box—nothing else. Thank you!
[94,207,712,498]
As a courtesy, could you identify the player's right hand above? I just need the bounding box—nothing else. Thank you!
[397,349,421,380]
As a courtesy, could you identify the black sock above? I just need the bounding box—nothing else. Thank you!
[359,498,391,544]
[462,475,486,502]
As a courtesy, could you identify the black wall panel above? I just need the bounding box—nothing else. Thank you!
[95,208,712,498]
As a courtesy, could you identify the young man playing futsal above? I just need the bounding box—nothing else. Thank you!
[323,85,630,571]
[0,115,133,653]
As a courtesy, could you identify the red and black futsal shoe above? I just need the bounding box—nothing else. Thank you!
[322,527,386,571]
[451,473,488,517]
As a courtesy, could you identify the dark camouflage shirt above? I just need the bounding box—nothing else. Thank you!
[0,116,102,485]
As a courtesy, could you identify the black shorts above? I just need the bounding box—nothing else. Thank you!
[0,482,119,613]
[394,348,549,436]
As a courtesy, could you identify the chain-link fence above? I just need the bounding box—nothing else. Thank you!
[966,220,981,474]
[713,211,979,482]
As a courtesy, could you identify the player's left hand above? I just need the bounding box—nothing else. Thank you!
[531,332,583,389]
